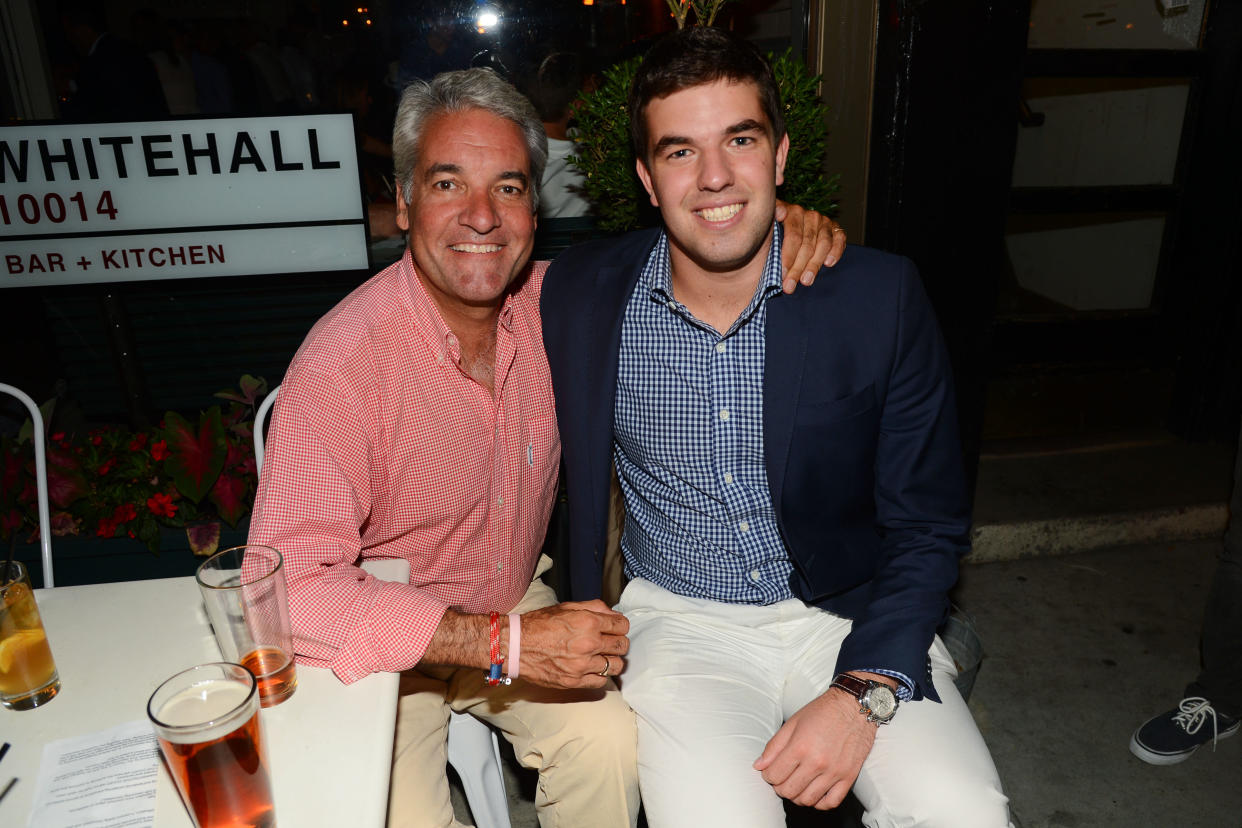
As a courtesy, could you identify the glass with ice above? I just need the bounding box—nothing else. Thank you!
[0,560,60,710]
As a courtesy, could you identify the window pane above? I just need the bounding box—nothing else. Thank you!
[1012,78,1189,188]
[1027,0,1207,50]
[1003,214,1165,313]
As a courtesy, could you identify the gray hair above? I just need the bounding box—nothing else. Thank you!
[393,68,548,213]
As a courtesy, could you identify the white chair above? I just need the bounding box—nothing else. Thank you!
[1,383,54,588]
[255,384,512,828]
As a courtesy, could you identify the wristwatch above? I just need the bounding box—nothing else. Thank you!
[830,673,899,724]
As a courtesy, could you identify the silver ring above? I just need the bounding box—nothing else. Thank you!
[832,226,845,233]
[598,656,612,677]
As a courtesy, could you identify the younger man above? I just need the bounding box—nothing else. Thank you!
[542,27,1013,827]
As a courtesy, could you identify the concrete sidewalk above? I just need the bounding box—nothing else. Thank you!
[960,539,1241,828]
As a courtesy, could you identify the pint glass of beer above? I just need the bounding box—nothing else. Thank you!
[196,545,296,707]
[147,662,275,828]
[0,560,60,710]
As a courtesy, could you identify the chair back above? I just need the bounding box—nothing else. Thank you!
[254,385,281,473]
[0,383,54,587]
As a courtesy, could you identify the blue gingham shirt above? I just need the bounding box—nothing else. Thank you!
[613,225,914,697]
[614,224,793,604]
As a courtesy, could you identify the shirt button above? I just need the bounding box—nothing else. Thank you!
[723,472,734,484]
[719,408,730,421]
[497,495,504,506]
[750,570,761,582]
[739,520,750,533]
[496,562,504,572]
[715,342,726,354]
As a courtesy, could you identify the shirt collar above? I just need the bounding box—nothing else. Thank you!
[642,222,784,331]
[401,249,515,365]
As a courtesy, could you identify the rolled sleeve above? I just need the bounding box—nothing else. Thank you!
[250,366,450,682]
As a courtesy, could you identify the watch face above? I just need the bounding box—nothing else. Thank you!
[866,684,898,721]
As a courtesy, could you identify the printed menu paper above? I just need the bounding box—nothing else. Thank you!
[27,719,158,828]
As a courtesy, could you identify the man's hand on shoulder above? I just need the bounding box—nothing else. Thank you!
[775,201,847,294]
[753,673,895,810]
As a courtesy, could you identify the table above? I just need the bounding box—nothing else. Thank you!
[2,560,406,826]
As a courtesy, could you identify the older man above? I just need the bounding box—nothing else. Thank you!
[250,66,842,828]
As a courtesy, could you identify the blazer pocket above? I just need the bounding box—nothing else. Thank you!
[794,383,877,427]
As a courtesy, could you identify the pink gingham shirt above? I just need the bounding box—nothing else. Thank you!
[248,252,559,684]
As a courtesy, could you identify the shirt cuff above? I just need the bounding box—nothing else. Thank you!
[858,668,915,701]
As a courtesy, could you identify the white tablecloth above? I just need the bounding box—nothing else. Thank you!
[2,564,404,827]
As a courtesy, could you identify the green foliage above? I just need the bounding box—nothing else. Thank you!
[771,49,840,217]
[568,56,647,234]
[162,408,227,505]
[666,0,739,29]
[0,377,268,556]
[568,50,840,233]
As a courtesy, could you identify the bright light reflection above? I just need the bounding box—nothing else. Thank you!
[477,9,500,30]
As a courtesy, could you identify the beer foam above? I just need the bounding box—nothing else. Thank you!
[155,679,254,743]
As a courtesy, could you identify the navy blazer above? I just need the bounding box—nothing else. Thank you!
[540,227,970,701]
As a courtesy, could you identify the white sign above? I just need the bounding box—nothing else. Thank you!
[0,114,368,287]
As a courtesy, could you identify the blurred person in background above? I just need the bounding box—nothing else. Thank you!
[1130,424,1241,764]
[132,10,199,115]
[521,50,594,219]
[58,0,168,121]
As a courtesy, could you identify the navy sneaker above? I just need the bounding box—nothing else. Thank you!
[1130,696,1240,765]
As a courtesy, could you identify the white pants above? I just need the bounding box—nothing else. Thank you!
[616,578,1013,828]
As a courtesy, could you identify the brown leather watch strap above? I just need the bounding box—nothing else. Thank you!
[829,672,870,700]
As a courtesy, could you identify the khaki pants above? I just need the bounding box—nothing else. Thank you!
[387,557,640,828]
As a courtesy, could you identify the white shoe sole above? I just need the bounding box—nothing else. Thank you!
[1129,720,1240,765]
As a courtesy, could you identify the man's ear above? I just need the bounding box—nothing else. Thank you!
[635,158,659,207]
[394,182,410,232]
[774,132,790,188]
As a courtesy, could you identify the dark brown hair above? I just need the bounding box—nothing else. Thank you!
[628,27,785,160]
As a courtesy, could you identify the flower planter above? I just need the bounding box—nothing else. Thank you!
[11,520,250,589]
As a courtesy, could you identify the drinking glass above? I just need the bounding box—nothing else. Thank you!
[195,545,296,707]
[0,560,60,710]
[147,662,275,828]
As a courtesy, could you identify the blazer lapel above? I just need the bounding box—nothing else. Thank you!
[763,290,809,513]
[582,230,660,560]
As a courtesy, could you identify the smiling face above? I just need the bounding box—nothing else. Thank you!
[635,79,789,283]
[396,107,536,321]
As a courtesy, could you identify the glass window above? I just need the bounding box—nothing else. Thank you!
[1003,213,1165,314]
[1027,0,1207,51]
[1012,77,1189,188]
